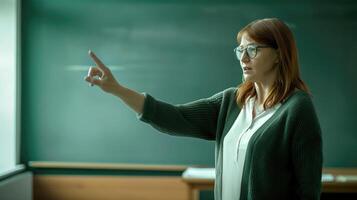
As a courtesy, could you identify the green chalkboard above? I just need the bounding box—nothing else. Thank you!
[21,0,357,167]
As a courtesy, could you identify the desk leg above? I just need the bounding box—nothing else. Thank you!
[190,188,200,200]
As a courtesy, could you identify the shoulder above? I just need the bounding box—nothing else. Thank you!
[206,87,237,102]
[283,90,315,112]
[201,87,238,111]
[282,90,320,126]
[222,87,238,97]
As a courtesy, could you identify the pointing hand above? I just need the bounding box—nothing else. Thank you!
[84,50,121,94]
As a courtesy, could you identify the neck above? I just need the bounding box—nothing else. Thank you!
[254,81,274,106]
[252,62,279,106]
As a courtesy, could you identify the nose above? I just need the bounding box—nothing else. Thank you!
[240,50,250,63]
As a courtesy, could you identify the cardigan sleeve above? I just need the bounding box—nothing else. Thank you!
[137,89,229,140]
[291,95,323,200]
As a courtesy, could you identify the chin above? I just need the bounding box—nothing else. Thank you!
[243,75,255,82]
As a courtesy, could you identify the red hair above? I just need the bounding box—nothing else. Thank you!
[236,18,310,109]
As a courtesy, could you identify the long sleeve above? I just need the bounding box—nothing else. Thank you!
[137,89,226,140]
[291,96,323,200]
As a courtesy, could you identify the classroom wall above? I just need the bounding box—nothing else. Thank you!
[21,0,357,169]
[20,1,357,200]
[0,172,33,200]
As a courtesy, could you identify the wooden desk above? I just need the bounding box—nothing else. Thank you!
[322,168,357,193]
[183,168,357,200]
[30,161,191,200]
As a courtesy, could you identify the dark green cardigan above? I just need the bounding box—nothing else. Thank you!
[139,87,323,200]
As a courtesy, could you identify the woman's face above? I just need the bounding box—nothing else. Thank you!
[239,33,279,85]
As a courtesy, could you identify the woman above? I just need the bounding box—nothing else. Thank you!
[84,18,323,200]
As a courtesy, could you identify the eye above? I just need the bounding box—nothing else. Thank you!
[247,46,257,54]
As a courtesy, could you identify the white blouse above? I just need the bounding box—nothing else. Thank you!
[222,97,281,200]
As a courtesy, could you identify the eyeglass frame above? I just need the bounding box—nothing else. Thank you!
[234,44,271,60]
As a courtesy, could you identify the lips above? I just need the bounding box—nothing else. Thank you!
[243,67,252,71]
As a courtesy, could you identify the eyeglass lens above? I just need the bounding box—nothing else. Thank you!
[235,46,257,60]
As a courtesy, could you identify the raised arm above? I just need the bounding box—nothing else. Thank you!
[84,50,145,115]
[84,50,226,140]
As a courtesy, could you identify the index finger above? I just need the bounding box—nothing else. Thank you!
[89,50,106,69]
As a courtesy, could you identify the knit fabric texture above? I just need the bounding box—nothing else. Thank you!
[138,87,323,200]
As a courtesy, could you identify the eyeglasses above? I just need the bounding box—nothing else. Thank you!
[234,44,271,60]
